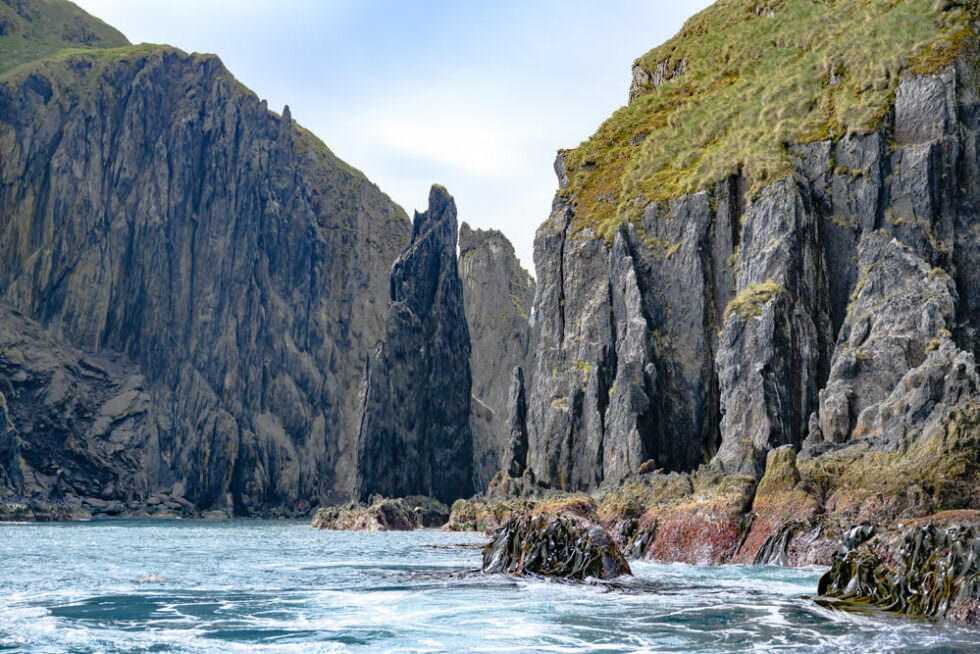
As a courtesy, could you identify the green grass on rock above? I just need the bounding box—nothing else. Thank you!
[561,0,977,240]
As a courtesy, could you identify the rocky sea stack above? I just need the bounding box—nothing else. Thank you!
[355,185,474,505]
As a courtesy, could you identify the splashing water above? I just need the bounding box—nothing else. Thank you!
[1,520,979,653]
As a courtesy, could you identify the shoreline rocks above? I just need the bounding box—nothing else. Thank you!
[482,499,631,580]
[817,512,980,624]
[311,496,449,531]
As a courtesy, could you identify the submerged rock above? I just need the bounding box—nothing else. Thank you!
[482,501,631,579]
[818,513,980,624]
[312,496,449,531]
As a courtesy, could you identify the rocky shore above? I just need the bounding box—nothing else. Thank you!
[311,496,449,531]
[0,496,235,521]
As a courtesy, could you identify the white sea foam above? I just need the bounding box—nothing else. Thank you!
[1,521,978,653]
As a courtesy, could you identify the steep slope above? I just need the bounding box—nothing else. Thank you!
[0,0,127,75]
[0,4,410,514]
[526,0,980,496]
[355,186,473,505]
[458,223,534,490]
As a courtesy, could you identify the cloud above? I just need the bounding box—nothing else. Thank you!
[370,114,516,178]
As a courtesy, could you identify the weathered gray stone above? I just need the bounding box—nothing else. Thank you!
[458,223,534,490]
[524,60,980,488]
[803,233,959,454]
[354,186,473,505]
[504,366,529,478]
[0,37,410,513]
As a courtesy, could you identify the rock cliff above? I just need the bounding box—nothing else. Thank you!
[354,186,473,505]
[496,2,980,610]
[458,223,534,490]
[525,0,980,499]
[0,1,410,514]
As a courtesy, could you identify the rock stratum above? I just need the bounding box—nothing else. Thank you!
[0,0,412,515]
[354,186,474,505]
[460,0,980,623]
[520,2,980,511]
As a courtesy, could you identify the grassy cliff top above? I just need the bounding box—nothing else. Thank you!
[0,0,128,75]
[562,0,977,239]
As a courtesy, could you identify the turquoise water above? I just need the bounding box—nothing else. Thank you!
[2,520,980,653]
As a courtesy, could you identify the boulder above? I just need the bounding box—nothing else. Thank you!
[818,512,980,624]
[482,501,631,579]
[312,496,449,531]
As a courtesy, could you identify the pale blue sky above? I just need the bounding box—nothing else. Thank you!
[73,1,714,271]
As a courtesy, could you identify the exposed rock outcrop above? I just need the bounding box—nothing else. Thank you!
[459,224,534,490]
[818,513,980,623]
[355,186,473,505]
[0,10,410,514]
[482,500,631,580]
[524,18,980,502]
[497,3,980,594]
[311,496,449,531]
[503,366,529,478]
[0,303,154,508]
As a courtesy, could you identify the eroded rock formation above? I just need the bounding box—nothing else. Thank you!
[354,186,473,505]
[458,224,534,490]
[482,499,631,580]
[0,3,410,514]
[525,50,980,501]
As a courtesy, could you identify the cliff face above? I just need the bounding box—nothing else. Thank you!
[0,19,410,513]
[525,1,980,496]
[458,223,534,490]
[355,186,473,505]
[0,304,157,509]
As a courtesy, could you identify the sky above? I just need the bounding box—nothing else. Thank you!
[73,0,714,272]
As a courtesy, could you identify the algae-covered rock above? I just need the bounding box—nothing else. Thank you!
[818,512,980,623]
[445,495,542,533]
[482,505,631,580]
[736,445,821,565]
[311,496,449,531]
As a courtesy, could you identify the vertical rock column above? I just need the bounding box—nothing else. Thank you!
[355,186,474,504]
[458,223,534,490]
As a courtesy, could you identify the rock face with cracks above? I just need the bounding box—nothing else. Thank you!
[458,223,534,491]
[524,12,980,506]
[0,2,410,514]
[354,186,474,506]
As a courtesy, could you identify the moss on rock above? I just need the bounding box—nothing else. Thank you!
[560,0,976,238]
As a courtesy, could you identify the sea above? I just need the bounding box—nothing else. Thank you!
[2,520,979,653]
